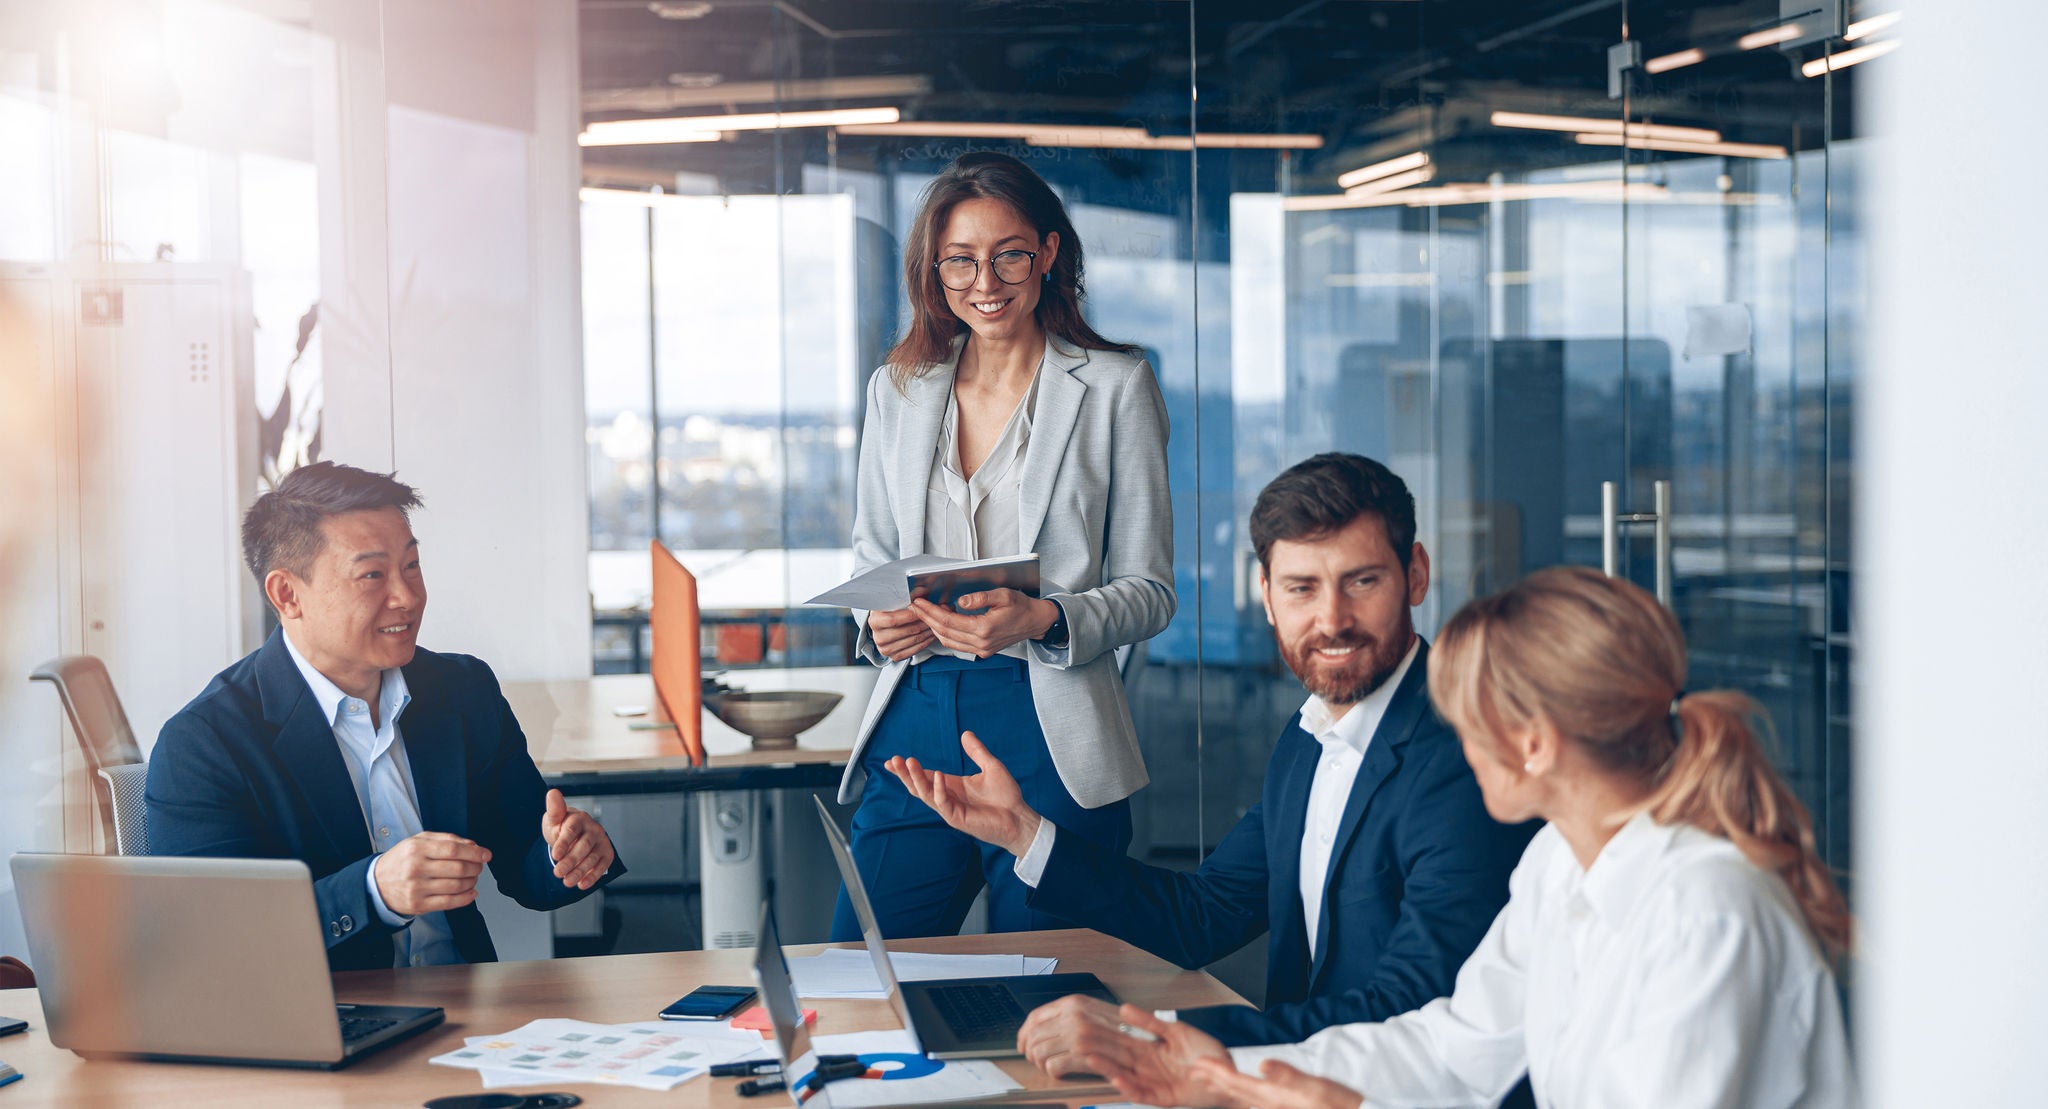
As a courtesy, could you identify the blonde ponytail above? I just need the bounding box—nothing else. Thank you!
[1430,566,1852,962]
[1651,690,1851,960]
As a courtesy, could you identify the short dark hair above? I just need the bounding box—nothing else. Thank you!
[1250,453,1417,572]
[241,461,421,587]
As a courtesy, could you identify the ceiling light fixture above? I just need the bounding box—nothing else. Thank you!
[1490,110,1721,144]
[580,106,901,146]
[1738,24,1803,50]
[1337,151,1430,190]
[1844,11,1902,40]
[1644,48,1706,74]
[1574,133,1789,159]
[838,120,1150,144]
[1140,132,1326,150]
[1284,180,1671,212]
[1802,38,1900,77]
[836,121,1320,150]
[647,2,713,20]
[1345,165,1435,197]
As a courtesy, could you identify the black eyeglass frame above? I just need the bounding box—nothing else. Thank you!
[932,249,1040,291]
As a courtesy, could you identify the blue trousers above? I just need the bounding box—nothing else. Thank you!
[829,655,1132,941]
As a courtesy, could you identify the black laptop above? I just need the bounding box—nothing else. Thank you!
[813,796,1116,1058]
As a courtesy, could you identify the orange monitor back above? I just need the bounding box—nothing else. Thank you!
[649,540,705,765]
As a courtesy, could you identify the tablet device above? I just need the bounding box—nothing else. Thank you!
[907,553,1041,614]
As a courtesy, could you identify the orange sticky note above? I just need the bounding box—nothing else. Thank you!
[733,1005,815,1035]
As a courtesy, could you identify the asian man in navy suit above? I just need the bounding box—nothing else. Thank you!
[889,453,1537,1089]
[147,461,623,971]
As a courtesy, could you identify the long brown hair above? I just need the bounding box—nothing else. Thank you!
[884,151,1137,385]
[1427,565,1852,961]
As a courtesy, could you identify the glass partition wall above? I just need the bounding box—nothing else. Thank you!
[578,0,1884,979]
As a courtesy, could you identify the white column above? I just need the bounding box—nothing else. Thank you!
[1860,5,2048,1105]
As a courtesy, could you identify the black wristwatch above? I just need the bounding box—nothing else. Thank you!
[1036,599,1069,649]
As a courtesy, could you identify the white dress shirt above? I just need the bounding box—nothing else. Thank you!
[917,358,1041,664]
[282,633,463,968]
[1295,640,1415,959]
[1016,640,1417,963]
[1232,814,1858,1109]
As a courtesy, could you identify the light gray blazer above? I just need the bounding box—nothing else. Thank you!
[838,336,1176,809]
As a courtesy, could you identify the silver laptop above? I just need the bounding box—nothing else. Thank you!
[812,796,1115,1059]
[751,901,1066,1109]
[10,853,443,1069]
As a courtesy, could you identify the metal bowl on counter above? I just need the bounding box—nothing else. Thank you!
[702,690,844,749]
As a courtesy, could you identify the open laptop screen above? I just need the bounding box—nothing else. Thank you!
[812,795,923,1053]
[751,902,823,1103]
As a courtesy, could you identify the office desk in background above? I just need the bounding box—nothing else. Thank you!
[503,667,879,948]
[0,929,1243,1107]
[505,667,879,795]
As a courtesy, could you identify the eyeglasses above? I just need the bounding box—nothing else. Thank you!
[933,249,1039,291]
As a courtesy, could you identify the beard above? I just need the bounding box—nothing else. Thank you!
[1280,615,1413,707]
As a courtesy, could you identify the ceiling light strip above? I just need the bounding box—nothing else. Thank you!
[1573,132,1789,159]
[580,106,902,146]
[1490,110,1722,144]
[1644,48,1706,75]
[1737,24,1803,50]
[1844,11,1902,41]
[1344,165,1435,197]
[1801,38,1900,77]
[1337,151,1430,189]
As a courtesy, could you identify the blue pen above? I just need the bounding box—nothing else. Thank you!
[0,1061,21,1089]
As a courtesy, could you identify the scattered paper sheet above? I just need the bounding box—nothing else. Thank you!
[431,1018,761,1092]
[804,1029,1026,1108]
[789,947,1059,999]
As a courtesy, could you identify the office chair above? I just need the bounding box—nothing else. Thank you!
[97,764,151,856]
[30,655,146,852]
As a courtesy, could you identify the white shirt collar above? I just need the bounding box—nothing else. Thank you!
[1297,637,1420,752]
[280,629,410,729]
[1574,810,1687,926]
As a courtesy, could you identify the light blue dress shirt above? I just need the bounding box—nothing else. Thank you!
[282,633,464,967]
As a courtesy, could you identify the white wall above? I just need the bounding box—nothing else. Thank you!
[0,0,589,961]
[319,0,591,682]
[1860,6,2048,1105]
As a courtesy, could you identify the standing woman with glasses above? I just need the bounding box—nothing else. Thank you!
[829,151,1174,941]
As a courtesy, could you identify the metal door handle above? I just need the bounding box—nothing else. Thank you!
[1599,479,1674,608]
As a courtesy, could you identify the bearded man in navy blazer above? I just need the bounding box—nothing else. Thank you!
[147,461,623,971]
[890,453,1537,1084]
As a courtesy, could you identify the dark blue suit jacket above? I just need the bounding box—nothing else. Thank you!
[1028,640,1537,1047]
[146,630,624,971]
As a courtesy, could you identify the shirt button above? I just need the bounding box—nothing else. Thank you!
[347,701,364,714]
[378,826,391,839]
[412,954,426,967]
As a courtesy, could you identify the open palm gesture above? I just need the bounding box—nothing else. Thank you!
[886,731,1043,857]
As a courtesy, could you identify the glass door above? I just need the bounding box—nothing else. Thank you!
[1618,0,1846,870]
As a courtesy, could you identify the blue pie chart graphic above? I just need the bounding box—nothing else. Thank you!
[858,1053,943,1080]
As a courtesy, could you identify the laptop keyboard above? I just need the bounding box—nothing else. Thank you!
[338,1014,402,1044]
[927,984,1027,1043]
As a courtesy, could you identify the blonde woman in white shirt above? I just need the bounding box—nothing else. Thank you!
[1091,566,1855,1109]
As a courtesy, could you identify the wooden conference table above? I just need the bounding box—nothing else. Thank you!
[504,667,880,795]
[0,929,1243,1108]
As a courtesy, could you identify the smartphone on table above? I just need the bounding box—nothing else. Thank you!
[658,985,757,1021]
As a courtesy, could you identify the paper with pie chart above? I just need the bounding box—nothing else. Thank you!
[804,1029,1024,1108]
